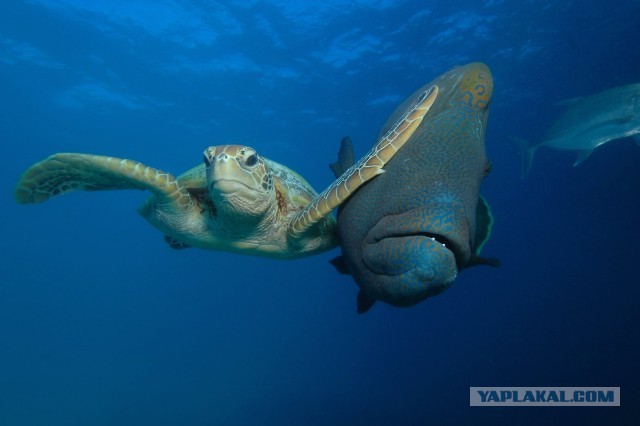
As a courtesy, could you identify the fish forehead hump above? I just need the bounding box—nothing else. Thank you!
[355,62,493,224]
[379,62,493,139]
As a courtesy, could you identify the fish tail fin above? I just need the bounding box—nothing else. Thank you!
[509,136,537,178]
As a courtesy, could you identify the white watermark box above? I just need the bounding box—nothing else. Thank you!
[469,387,620,406]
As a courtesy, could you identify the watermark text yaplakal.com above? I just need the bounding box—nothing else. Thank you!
[470,387,620,406]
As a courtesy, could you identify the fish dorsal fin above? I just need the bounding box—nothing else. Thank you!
[329,137,355,178]
[473,195,494,255]
[554,96,584,108]
[573,149,593,167]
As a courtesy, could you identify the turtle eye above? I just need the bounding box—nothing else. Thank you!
[245,154,258,167]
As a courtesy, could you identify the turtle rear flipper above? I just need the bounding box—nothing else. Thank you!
[14,153,192,208]
[288,84,439,241]
[164,235,192,249]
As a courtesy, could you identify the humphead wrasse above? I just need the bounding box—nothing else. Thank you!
[330,62,498,313]
[513,83,640,177]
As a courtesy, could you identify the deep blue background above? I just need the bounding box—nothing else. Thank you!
[1,1,639,425]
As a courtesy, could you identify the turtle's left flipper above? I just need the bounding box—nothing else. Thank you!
[14,153,192,208]
[288,85,439,240]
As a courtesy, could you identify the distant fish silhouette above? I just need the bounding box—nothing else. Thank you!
[512,83,640,177]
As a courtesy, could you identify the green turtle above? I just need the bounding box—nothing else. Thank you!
[14,86,438,259]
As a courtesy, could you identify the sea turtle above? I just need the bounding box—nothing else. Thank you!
[14,86,438,259]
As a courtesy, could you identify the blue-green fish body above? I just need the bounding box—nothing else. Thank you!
[331,62,497,313]
[514,83,640,175]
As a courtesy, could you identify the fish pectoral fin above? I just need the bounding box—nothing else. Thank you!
[468,254,501,268]
[357,290,376,314]
[573,149,594,167]
[473,195,494,255]
[330,255,351,275]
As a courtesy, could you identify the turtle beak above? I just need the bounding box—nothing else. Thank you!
[204,148,257,198]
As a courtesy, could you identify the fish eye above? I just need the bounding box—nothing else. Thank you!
[246,154,258,167]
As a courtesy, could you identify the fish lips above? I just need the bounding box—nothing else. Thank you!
[360,207,469,306]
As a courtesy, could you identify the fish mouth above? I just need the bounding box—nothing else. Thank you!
[366,229,461,272]
[377,231,454,253]
[364,210,467,268]
[361,219,460,307]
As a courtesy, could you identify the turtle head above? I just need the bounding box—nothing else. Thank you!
[203,145,275,220]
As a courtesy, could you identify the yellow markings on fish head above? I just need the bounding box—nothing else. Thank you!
[457,62,493,110]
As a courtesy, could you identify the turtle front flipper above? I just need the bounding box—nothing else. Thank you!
[288,84,439,241]
[14,153,192,208]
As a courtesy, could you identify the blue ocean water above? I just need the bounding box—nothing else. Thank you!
[1,0,639,424]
